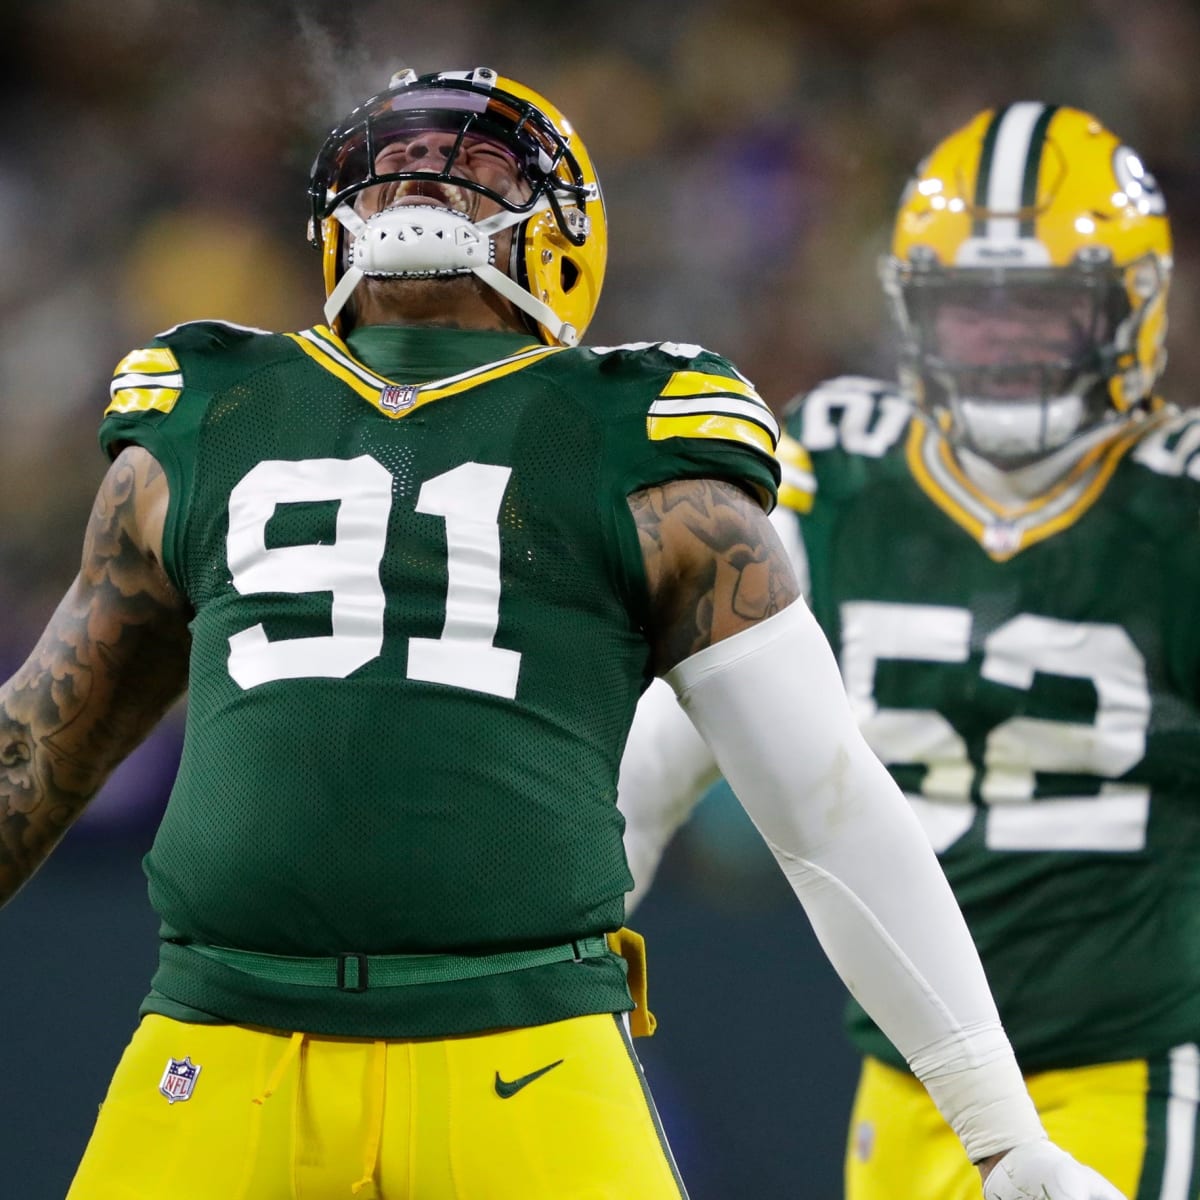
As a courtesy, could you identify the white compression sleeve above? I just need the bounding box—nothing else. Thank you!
[618,678,720,912]
[615,505,809,914]
[665,599,1045,1162]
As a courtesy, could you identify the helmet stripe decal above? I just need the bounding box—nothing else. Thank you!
[971,104,1010,237]
[1018,104,1059,236]
[982,103,1049,243]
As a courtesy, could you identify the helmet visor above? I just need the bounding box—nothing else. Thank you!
[907,276,1116,402]
[311,82,587,225]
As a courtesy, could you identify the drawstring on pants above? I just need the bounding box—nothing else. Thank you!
[252,1030,306,1106]
[243,1029,386,1197]
[351,1040,388,1195]
[237,1031,306,1200]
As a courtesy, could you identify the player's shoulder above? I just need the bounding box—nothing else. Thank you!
[576,338,753,388]
[570,339,780,506]
[783,374,915,458]
[575,338,776,449]
[774,376,914,515]
[1128,403,1200,488]
[106,320,296,422]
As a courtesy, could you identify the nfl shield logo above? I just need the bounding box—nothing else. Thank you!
[983,521,1022,556]
[379,384,418,413]
[159,1055,202,1104]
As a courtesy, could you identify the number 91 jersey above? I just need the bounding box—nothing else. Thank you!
[100,320,779,1038]
[783,375,1200,1073]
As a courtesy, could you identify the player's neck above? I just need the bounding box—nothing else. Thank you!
[352,275,527,335]
[954,418,1132,502]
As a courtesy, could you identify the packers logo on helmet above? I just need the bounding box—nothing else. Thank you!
[882,103,1172,465]
[308,67,607,346]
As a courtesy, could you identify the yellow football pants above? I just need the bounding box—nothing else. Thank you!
[846,1050,1200,1200]
[68,1012,687,1199]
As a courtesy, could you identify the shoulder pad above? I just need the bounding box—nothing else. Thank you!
[154,318,278,349]
[106,321,285,419]
[586,340,777,455]
[792,376,912,458]
[643,353,779,460]
[588,340,709,363]
[775,432,815,513]
[107,342,185,418]
[1131,406,1200,482]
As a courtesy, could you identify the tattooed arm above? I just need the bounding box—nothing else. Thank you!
[0,446,191,907]
[615,477,798,903]
[628,477,799,673]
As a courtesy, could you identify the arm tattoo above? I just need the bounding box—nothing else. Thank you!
[0,450,190,905]
[630,477,800,674]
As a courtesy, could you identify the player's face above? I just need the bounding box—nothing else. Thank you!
[354,128,533,223]
[931,287,1095,398]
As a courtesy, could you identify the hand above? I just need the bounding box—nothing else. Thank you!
[980,1141,1127,1200]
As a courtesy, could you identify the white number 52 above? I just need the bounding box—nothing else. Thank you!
[840,602,1151,854]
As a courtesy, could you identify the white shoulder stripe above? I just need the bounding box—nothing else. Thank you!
[648,395,780,436]
[110,372,184,395]
[779,460,815,493]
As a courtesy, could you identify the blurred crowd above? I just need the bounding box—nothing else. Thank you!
[2,0,1199,832]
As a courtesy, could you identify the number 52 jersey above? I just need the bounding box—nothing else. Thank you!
[782,375,1200,1073]
[99,320,779,1038]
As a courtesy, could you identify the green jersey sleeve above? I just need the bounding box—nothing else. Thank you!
[584,340,782,626]
[98,320,295,597]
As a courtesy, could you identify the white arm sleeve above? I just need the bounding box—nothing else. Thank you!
[617,678,719,912]
[665,598,1045,1162]
[616,504,810,914]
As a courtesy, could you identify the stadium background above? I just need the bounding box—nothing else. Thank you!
[1,1,1197,1195]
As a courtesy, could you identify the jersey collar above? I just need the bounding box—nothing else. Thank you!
[905,411,1165,561]
[286,324,566,419]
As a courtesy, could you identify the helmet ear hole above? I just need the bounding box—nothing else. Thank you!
[561,257,580,293]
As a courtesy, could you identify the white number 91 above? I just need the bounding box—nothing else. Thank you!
[225,456,521,699]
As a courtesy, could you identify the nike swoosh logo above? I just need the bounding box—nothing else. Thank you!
[494,1058,564,1099]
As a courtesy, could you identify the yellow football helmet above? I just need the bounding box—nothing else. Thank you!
[882,103,1172,464]
[308,67,607,345]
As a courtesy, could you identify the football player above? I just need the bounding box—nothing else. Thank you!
[0,70,1115,1197]
[621,103,1190,1199]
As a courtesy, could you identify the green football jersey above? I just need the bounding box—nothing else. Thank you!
[100,320,779,1037]
[784,375,1200,1073]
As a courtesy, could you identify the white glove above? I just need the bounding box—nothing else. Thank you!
[982,1141,1128,1200]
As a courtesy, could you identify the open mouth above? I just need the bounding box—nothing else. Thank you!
[384,179,476,217]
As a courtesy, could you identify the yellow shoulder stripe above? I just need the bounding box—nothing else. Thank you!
[776,432,815,513]
[659,370,763,404]
[647,413,775,455]
[106,387,182,417]
[112,346,180,378]
[106,345,183,416]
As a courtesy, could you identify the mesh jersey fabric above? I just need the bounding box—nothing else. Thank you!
[100,321,779,1036]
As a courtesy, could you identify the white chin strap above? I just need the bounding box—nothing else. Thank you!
[323,197,578,346]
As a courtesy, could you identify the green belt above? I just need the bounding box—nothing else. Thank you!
[183,936,611,993]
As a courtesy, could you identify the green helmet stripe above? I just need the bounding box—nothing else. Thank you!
[1019,104,1059,236]
[972,104,1010,237]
